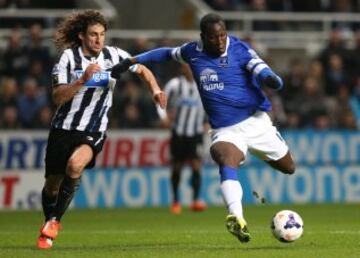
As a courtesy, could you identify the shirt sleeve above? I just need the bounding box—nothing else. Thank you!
[52,51,70,87]
[170,43,190,63]
[244,48,270,76]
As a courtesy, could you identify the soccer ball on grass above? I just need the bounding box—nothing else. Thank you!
[271,210,304,242]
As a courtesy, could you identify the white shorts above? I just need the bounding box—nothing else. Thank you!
[209,111,288,162]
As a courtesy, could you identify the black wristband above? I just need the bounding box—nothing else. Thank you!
[110,58,133,79]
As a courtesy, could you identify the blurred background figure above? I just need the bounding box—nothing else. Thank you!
[115,80,158,128]
[157,63,207,214]
[2,28,30,82]
[16,77,48,128]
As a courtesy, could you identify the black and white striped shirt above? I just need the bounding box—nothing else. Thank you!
[162,76,205,137]
[51,46,135,132]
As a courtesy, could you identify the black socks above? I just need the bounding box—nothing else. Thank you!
[50,175,81,221]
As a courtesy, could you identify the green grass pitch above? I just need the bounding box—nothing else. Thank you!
[0,204,359,258]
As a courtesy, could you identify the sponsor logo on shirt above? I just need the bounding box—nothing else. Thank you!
[74,70,110,87]
[199,68,224,91]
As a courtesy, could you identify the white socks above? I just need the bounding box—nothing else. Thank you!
[221,179,244,220]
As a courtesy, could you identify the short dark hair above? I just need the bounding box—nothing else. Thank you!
[200,13,225,34]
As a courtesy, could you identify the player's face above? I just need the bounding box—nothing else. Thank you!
[80,23,106,56]
[201,22,227,57]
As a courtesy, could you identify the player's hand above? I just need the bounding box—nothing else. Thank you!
[153,91,167,109]
[81,64,101,83]
[160,117,171,128]
[111,58,133,79]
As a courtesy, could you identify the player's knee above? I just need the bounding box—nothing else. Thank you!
[283,163,296,175]
[67,157,85,178]
[214,153,242,167]
[210,143,244,167]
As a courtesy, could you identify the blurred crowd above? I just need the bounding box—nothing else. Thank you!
[205,0,360,12]
[1,23,360,131]
[1,0,360,130]
[204,0,360,31]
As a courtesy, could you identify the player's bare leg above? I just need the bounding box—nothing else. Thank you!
[210,141,251,243]
[38,144,93,249]
[266,151,295,175]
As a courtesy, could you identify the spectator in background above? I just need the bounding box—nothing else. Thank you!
[29,59,51,89]
[308,59,325,90]
[204,0,236,10]
[333,85,356,128]
[263,87,287,128]
[249,0,279,31]
[284,111,301,129]
[128,37,151,56]
[290,0,325,12]
[157,63,207,214]
[26,23,52,74]
[340,109,357,129]
[35,105,53,129]
[295,76,333,127]
[325,53,348,95]
[0,77,18,112]
[313,110,332,130]
[347,29,360,84]
[350,76,360,128]
[17,77,48,128]
[1,105,20,129]
[0,0,10,8]
[319,28,348,73]
[281,58,305,111]
[2,29,30,81]
[116,80,156,128]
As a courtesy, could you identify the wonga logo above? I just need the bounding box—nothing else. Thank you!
[199,68,224,91]
[74,70,109,87]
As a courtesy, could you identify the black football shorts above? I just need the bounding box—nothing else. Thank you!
[170,131,203,162]
[45,128,106,177]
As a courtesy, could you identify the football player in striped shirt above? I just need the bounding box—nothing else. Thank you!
[37,10,167,249]
[157,63,207,214]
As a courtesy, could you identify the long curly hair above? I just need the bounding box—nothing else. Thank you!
[54,9,108,50]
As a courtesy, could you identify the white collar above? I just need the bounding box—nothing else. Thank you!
[196,36,229,57]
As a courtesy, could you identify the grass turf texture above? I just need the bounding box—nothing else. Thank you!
[0,204,359,258]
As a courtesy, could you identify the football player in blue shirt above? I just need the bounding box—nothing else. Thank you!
[111,13,295,243]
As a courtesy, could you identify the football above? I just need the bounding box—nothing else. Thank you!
[271,210,304,242]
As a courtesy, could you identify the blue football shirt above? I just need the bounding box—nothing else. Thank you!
[171,35,272,129]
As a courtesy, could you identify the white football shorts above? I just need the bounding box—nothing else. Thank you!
[209,111,288,161]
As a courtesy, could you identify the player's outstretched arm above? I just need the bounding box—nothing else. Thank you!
[257,68,283,91]
[111,48,174,79]
[134,64,167,109]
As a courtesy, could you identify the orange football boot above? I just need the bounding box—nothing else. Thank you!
[170,202,182,214]
[37,235,53,249]
[40,219,62,239]
[190,200,207,212]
